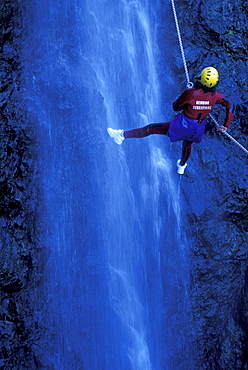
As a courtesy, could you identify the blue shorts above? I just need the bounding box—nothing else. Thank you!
[168,112,207,143]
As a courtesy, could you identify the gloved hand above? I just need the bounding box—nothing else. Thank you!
[217,126,228,133]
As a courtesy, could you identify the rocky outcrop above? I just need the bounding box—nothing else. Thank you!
[0,1,40,368]
[169,0,248,368]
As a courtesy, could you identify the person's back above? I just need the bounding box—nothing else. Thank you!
[174,88,229,122]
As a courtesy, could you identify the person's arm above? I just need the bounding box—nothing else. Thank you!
[216,95,234,128]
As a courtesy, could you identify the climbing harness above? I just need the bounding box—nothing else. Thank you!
[171,0,248,156]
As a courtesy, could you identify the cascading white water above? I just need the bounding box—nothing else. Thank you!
[20,0,194,368]
[84,1,193,369]
[87,2,162,368]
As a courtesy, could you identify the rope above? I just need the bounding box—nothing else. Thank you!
[209,114,248,155]
[171,0,248,156]
[171,0,193,88]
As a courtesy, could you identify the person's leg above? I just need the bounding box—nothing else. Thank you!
[124,122,170,138]
[180,139,193,165]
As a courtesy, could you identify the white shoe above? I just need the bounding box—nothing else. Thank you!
[177,159,187,175]
[107,128,125,145]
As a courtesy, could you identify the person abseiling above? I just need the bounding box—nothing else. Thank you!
[107,67,234,175]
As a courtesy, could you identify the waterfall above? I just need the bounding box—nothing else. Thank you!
[20,0,194,368]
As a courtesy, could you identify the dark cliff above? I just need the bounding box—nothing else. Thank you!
[0,1,41,369]
[166,0,248,368]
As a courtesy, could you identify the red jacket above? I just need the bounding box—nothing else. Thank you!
[173,88,233,127]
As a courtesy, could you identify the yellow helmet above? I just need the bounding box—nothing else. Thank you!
[198,67,219,88]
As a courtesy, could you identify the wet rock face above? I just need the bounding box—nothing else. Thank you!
[172,0,248,368]
[0,1,40,369]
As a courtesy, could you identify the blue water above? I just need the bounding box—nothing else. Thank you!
[20,0,194,369]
